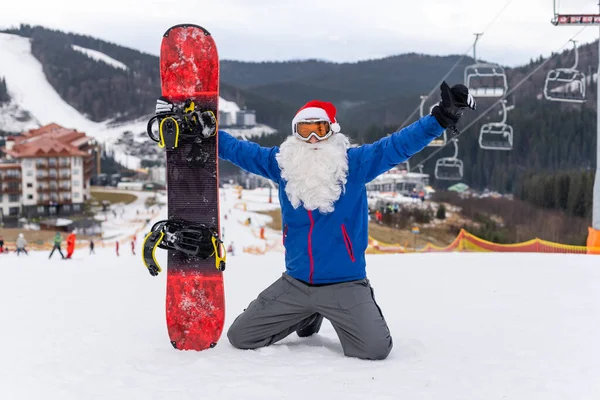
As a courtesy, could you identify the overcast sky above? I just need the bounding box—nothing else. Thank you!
[2,0,600,66]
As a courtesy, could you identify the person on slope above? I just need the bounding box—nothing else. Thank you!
[49,232,65,259]
[155,81,475,360]
[16,233,28,256]
[66,232,76,259]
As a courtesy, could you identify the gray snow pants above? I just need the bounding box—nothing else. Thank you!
[227,273,393,360]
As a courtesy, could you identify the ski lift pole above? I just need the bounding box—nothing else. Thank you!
[473,33,482,62]
[596,4,600,252]
[551,2,600,252]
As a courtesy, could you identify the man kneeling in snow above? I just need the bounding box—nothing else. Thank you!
[159,82,475,360]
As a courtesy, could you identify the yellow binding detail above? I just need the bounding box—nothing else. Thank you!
[211,235,227,271]
[158,116,179,148]
[142,230,164,273]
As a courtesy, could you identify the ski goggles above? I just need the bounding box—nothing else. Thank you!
[293,120,333,141]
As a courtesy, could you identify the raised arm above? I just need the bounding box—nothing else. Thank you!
[351,81,476,183]
[351,115,444,183]
[218,130,281,182]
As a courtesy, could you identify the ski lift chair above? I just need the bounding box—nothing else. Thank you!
[479,100,513,151]
[464,63,508,97]
[544,41,586,103]
[419,95,448,147]
[434,139,464,180]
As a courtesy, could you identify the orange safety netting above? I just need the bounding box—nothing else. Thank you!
[367,229,589,254]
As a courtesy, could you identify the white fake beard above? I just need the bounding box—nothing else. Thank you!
[276,133,350,214]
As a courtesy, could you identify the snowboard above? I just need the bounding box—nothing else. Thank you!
[144,24,225,351]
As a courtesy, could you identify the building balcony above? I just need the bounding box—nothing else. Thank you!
[38,199,71,206]
[2,186,22,194]
[59,186,71,191]
[36,175,51,181]
[37,187,51,193]
[1,175,22,181]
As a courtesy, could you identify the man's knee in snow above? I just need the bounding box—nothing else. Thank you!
[227,319,247,349]
[227,316,260,350]
[366,338,393,360]
[349,337,393,361]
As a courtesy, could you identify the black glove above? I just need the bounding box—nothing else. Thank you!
[431,81,476,129]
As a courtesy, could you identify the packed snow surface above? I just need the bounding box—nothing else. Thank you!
[0,187,599,399]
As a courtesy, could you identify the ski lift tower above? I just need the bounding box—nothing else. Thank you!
[551,2,600,252]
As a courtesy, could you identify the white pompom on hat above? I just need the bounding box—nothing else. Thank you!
[291,100,341,134]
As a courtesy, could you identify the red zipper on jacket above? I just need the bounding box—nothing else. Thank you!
[341,224,356,262]
[307,210,315,284]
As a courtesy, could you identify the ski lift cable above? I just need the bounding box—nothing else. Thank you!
[409,26,589,172]
[397,0,515,131]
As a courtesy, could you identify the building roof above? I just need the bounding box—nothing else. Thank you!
[4,124,92,158]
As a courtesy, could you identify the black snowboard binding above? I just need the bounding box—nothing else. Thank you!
[142,219,226,276]
[147,99,217,150]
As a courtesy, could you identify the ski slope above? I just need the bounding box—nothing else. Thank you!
[0,187,599,399]
[72,45,128,71]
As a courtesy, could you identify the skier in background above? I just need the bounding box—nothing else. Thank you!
[131,235,136,255]
[156,82,475,360]
[116,241,120,257]
[16,233,28,256]
[66,232,76,259]
[49,232,65,259]
[89,240,95,255]
[0,235,4,253]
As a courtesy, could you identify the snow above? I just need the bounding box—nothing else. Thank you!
[219,97,240,114]
[1,186,599,399]
[72,45,128,71]
[0,33,100,130]
[55,218,73,226]
[0,101,38,133]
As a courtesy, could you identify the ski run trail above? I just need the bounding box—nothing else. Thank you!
[0,187,599,400]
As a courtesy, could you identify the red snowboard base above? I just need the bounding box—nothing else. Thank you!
[165,273,225,350]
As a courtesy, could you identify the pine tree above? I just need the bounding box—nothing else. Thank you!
[0,77,10,103]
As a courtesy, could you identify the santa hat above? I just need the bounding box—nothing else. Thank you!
[292,100,341,133]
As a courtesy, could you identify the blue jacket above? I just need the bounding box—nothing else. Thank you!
[219,115,444,284]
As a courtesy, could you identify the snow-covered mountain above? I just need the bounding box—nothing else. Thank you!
[0,32,276,169]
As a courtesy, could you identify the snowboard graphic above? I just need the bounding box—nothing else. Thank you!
[143,24,225,351]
